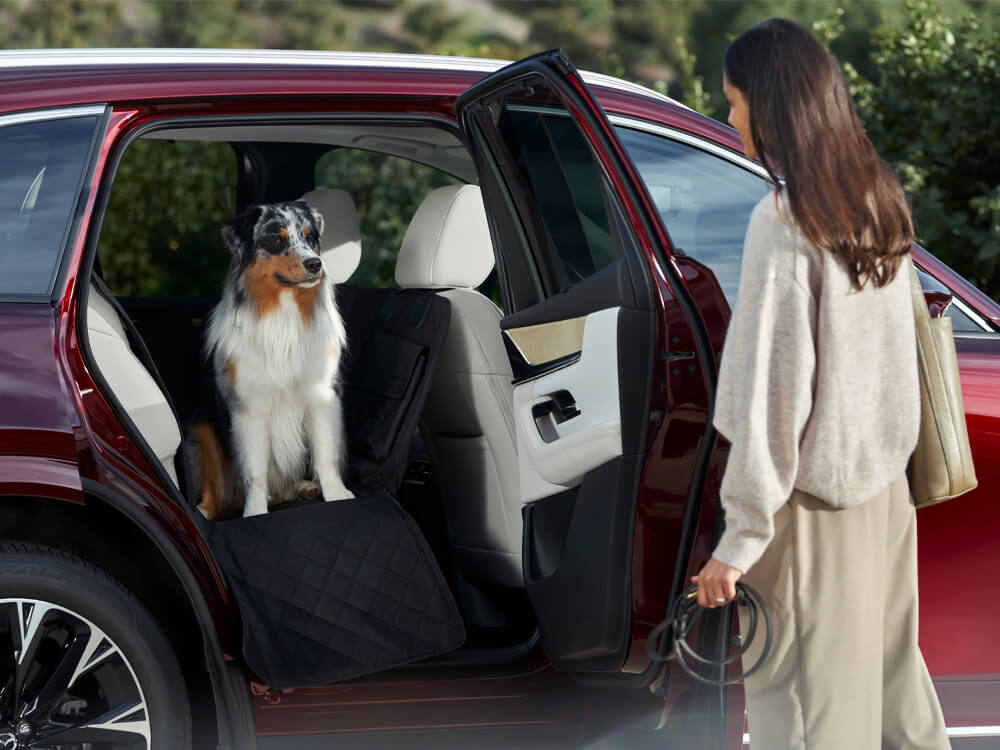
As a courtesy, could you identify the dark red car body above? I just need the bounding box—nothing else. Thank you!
[1,50,998,748]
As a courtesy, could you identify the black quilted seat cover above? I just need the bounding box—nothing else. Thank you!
[201,495,465,688]
[336,286,451,496]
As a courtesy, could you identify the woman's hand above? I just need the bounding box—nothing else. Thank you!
[691,558,744,608]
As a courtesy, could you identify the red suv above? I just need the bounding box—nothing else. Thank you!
[1,48,997,749]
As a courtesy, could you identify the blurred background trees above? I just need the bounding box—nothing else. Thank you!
[2,0,997,299]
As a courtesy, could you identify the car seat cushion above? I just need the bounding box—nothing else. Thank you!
[200,494,465,688]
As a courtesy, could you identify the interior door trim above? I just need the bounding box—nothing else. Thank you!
[504,315,586,365]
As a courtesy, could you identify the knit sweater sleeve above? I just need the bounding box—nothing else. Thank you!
[710,205,817,574]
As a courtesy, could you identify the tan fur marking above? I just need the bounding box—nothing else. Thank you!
[225,360,237,386]
[193,421,230,520]
[302,225,310,237]
[293,283,322,324]
[244,254,303,318]
[278,227,289,238]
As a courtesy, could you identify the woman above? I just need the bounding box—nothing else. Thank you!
[692,18,950,750]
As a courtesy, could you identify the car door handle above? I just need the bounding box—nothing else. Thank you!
[531,390,580,443]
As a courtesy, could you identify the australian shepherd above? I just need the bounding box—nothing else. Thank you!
[193,200,353,519]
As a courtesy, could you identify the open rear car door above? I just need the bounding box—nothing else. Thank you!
[455,50,713,674]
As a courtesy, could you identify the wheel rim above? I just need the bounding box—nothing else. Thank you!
[0,599,150,749]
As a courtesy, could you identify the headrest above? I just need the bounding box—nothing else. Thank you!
[300,188,362,284]
[395,184,494,289]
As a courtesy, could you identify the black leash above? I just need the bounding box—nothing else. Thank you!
[647,582,772,687]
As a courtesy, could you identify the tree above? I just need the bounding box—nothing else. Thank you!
[842,0,1000,297]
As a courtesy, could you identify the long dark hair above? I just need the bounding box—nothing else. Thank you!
[725,18,912,289]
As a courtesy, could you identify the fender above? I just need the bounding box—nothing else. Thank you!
[0,454,84,504]
[81,478,255,750]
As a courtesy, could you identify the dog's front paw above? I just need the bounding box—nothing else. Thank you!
[242,498,269,517]
[323,487,355,501]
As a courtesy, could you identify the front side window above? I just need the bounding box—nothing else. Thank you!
[916,265,988,333]
[0,112,101,296]
[617,126,770,307]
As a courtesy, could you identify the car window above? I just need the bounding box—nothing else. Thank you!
[488,88,623,294]
[0,114,100,296]
[98,139,237,299]
[915,265,986,333]
[616,126,770,307]
[314,148,462,289]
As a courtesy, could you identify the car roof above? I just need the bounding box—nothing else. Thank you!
[0,48,680,105]
[0,48,742,151]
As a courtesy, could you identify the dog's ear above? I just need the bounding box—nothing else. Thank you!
[308,205,325,239]
[291,200,324,240]
[221,205,264,259]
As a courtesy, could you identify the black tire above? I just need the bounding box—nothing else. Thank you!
[0,541,192,749]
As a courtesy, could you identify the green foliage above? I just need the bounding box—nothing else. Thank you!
[100,140,236,298]
[673,35,713,117]
[315,150,461,289]
[839,0,1000,297]
[3,0,998,299]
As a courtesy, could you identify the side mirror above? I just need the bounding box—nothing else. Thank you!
[923,290,954,319]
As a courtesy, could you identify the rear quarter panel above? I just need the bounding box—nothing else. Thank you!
[918,336,1000,664]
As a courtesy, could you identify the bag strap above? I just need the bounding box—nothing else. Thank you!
[908,260,930,325]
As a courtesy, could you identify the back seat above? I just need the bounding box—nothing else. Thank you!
[85,276,182,488]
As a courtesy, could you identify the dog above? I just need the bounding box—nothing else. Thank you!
[192,200,354,519]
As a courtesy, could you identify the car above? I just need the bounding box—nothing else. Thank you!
[0,47,998,750]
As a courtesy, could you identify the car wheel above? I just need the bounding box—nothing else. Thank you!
[0,541,192,749]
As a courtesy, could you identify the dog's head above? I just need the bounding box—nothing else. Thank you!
[222,201,326,289]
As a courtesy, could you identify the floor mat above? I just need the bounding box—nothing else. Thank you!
[200,495,465,688]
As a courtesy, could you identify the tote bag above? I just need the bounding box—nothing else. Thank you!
[907,263,978,508]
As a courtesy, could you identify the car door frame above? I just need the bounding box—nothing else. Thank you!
[455,50,725,682]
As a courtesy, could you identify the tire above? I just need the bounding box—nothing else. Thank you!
[0,541,192,749]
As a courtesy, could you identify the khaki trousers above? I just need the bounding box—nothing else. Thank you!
[739,474,950,750]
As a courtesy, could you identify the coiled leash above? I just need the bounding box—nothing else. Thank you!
[647,582,772,687]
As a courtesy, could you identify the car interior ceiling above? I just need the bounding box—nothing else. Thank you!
[89,128,539,667]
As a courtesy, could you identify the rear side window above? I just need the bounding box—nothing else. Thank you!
[499,103,618,288]
[486,83,622,294]
[98,138,237,299]
[0,113,101,296]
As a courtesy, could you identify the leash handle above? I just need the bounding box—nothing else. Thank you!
[647,582,772,687]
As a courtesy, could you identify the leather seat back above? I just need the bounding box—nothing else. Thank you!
[300,188,363,284]
[86,281,182,488]
[396,185,523,587]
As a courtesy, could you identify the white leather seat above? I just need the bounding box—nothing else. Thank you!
[300,188,363,283]
[395,184,523,587]
[87,283,182,488]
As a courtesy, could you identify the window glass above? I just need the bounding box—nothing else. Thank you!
[616,126,770,307]
[915,265,985,332]
[488,81,621,292]
[315,148,462,289]
[0,114,99,296]
[99,139,236,299]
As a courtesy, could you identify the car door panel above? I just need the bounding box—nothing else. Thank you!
[455,50,710,676]
[512,307,622,495]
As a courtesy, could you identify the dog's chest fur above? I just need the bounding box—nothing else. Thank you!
[211,282,345,392]
[206,280,346,482]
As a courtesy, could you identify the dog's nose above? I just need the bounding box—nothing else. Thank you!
[303,256,322,274]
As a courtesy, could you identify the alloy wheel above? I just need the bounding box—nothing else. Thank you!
[0,599,150,749]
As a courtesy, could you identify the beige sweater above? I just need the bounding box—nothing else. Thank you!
[711,191,920,574]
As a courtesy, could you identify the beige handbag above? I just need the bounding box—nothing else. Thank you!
[907,263,978,508]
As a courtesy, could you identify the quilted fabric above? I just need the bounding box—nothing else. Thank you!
[201,495,465,688]
[337,286,451,495]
